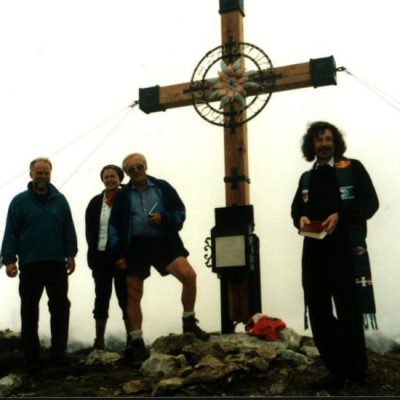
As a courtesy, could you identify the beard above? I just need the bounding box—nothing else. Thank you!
[317,146,333,158]
[33,179,50,192]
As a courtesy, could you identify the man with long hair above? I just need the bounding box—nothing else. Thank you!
[291,122,379,393]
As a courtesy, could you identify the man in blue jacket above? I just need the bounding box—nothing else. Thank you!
[109,153,209,363]
[1,157,78,370]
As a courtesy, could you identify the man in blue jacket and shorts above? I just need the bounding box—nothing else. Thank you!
[109,153,209,363]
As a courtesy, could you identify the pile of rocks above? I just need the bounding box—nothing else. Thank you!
[86,328,319,396]
[0,327,320,397]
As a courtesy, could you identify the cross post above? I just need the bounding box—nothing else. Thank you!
[138,0,337,333]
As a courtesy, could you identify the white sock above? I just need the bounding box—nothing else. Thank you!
[129,329,143,341]
[183,311,195,318]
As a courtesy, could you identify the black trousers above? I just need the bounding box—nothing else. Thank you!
[19,261,70,361]
[302,234,367,380]
[92,251,128,320]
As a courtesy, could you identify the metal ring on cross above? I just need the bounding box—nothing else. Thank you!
[189,42,276,128]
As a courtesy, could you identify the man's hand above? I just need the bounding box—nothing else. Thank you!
[66,257,76,275]
[6,263,18,278]
[322,213,339,234]
[300,216,311,229]
[149,213,162,226]
[116,258,127,271]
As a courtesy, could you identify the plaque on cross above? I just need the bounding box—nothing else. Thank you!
[138,0,337,333]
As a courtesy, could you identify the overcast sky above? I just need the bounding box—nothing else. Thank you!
[1,0,399,347]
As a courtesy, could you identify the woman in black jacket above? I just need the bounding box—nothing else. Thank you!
[85,165,128,350]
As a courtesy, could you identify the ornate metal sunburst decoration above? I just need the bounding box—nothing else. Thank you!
[206,59,259,109]
[187,41,277,128]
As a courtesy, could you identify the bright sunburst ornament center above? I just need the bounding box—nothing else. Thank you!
[206,58,259,109]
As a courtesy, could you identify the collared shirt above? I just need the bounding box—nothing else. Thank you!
[129,178,167,238]
[315,157,334,169]
[97,192,112,251]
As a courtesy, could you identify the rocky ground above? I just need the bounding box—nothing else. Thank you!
[1,328,400,398]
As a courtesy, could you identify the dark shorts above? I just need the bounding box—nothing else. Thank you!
[127,237,189,279]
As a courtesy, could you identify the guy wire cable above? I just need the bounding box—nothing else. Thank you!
[338,67,400,114]
[59,103,137,189]
[0,104,133,190]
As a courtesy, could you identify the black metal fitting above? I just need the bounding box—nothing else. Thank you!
[224,167,250,190]
[219,0,245,16]
[139,86,165,114]
[310,56,337,88]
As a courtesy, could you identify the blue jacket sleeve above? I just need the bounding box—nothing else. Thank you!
[1,198,21,265]
[61,196,78,258]
[159,182,186,233]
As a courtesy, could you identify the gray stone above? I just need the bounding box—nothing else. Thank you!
[210,332,278,352]
[245,356,270,372]
[184,363,241,385]
[277,328,302,350]
[300,345,320,358]
[209,331,297,353]
[296,364,309,373]
[121,379,153,395]
[140,353,187,379]
[151,333,198,355]
[167,365,193,379]
[218,342,240,355]
[276,349,313,366]
[0,374,22,397]
[269,382,287,395]
[85,349,121,366]
[225,353,250,364]
[182,341,227,364]
[256,347,277,361]
[195,355,224,369]
[151,377,184,396]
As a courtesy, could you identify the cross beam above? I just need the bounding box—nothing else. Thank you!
[138,0,337,332]
[140,60,336,113]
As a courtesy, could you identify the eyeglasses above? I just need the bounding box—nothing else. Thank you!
[127,164,145,173]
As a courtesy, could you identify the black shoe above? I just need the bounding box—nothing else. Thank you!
[183,315,210,341]
[124,338,149,362]
[23,358,40,374]
[23,347,40,374]
[341,372,366,395]
[93,338,105,350]
[312,372,346,392]
[50,353,70,367]
[341,380,363,395]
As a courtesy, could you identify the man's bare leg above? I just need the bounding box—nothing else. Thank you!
[165,256,197,312]
[125,274,149,361]
[166,257,209,340]
[126,274,144,331]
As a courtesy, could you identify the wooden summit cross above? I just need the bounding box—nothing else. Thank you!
[138,0,336,332]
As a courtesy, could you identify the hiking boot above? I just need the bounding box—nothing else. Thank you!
[312,372,346,392]
[182,315,210,341]
[23,357,40,374]
[341,380,363,395]
[50,353,70,367]
[124,338,149,362]
[341,372,366,395]
[93,338,105,350]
